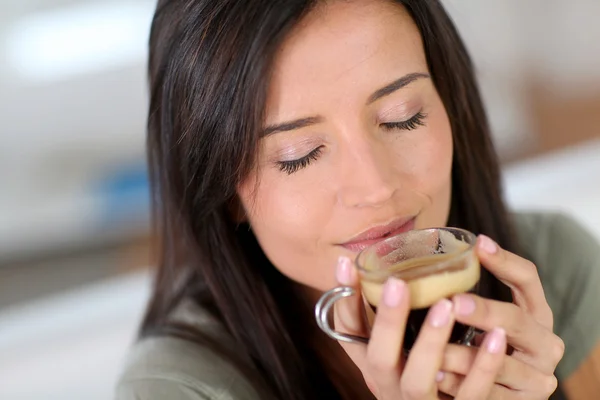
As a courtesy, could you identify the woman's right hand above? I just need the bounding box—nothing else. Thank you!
[333,256,507,399]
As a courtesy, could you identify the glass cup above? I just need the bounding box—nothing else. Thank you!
[315,227,480,352]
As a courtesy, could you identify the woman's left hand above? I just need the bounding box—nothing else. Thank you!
[437,234,565,399]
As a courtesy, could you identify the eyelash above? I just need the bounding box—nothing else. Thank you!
[277,146,324,175]
[381,110,427,131]
[276,111,426,175]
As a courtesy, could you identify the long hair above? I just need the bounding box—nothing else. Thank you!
[140,1,515,399]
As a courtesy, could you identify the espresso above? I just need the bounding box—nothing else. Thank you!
[398,302,475,351]
[361,250,480,309]
[360,246,480,351]
[366,284,478,352]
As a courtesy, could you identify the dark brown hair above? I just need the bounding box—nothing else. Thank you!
[140,0,514,399]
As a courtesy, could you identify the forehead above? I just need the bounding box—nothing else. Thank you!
[265,0,428,121]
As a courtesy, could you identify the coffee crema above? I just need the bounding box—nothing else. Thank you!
[360,244,480,309]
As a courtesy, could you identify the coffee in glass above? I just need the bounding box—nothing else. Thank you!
[316,227,480,352]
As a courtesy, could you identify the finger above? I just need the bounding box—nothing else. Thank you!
[438,371,513,399]
[442,343,556,392]
[333,256,369,336]
[476,234,553,330]
[455,328,507,399]
[366,277,410,393]
[333,256,370,371]
[452,293,560,372]
[399,299,455,399]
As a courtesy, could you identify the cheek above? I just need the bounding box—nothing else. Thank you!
[399,104,453,226]
[237,170,334,288]
[422,110,453,187]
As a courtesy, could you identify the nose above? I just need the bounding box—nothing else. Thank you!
[337,139,397,208]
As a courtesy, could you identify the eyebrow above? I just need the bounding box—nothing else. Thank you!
[262,72,430,136]
[366,72,430,104]
[263,116,324,137]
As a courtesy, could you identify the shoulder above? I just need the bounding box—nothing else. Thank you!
[116,336,260,400]
[512,211,599,274]
[511,210,600,307]
[512,211,600,379]
[115,301,265,400]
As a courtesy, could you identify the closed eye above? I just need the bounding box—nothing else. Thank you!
[277,145,324,175]
[381,110,427,131]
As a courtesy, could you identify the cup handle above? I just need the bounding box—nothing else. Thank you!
[315,286,370,344]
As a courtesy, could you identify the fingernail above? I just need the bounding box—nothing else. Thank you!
[336,256,352,285]
[366,380,376,394]
[478,235,498,254]
[485,328,506,354]
[428,299,452,327]
[383,277,405,308]
[453,294,476,316]
[435,371,445,383]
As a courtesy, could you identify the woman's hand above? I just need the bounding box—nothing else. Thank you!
[334,256,507,399]
[436,235,565,399]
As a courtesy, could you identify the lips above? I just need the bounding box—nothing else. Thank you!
[341,216,416,252]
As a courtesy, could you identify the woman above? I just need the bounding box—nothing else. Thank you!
[116,0,600,399]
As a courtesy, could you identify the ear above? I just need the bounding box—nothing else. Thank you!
[228,195,247,224]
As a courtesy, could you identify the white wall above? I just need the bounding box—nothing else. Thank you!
[444,0,600,155]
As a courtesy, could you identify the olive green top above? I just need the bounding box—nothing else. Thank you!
[115,212,600,399]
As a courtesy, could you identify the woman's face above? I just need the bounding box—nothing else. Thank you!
[237,0,453,292]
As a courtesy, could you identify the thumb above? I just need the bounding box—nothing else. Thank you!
[333,256,369,337]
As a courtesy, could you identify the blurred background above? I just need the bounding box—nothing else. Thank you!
[0,0,598,399]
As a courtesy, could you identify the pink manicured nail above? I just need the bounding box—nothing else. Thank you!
[336,256,352,285]
[485,328,506,354]
[435,371,445,382]
[383,277,405,308]
[478,235,498,254]
[366,380,376,394]
[428,299,452,327]
[453,294,476,316]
